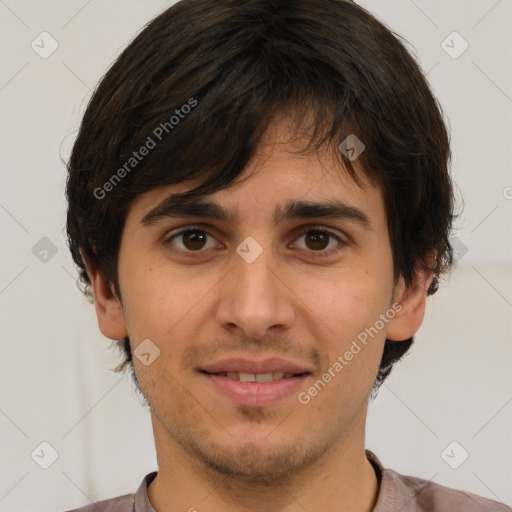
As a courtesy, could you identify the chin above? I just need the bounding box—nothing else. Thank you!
[182,432,329,484]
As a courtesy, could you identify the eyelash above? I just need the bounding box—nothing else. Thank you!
[162,224,346,258]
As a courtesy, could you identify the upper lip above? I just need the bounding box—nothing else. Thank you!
[200,357,313,375]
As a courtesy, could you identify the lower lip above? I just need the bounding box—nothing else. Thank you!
[201,372,310,407]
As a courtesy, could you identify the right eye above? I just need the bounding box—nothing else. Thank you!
[163,224,222,256]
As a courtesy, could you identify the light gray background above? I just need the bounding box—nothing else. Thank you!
[0,1,511,510]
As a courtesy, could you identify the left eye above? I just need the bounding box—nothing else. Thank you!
[163,225,344,256]
[292,228,343,253]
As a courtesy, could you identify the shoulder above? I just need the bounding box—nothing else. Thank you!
[366,450,511,512]
[62,470,157,512]
[387,468,511,511]
[62,492,134,512]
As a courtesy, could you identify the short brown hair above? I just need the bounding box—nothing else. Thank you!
[66,0,459,396]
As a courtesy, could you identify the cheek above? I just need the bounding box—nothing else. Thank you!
[119,260,218,344]
[299,269,388,340]
[299,273,390,393]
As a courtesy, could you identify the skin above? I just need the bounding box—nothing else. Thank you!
[86,116,433,512]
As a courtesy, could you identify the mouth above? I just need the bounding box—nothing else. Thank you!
[201,371,305,382]
[198,358,313,407]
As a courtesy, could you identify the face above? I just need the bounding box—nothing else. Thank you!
[91,117,428,482]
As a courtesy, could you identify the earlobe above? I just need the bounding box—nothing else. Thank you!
[385,265,434,342]
[84,261,128,340]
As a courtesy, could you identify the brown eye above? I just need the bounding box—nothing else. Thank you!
[304,231,330,251]
[292,227,345,256]
[164,225,219,255]
[181,230,208,250]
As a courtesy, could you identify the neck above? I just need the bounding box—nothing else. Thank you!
[147,412,379,512]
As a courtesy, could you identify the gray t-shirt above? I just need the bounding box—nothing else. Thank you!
[64,450,511,511]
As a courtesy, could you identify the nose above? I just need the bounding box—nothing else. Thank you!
[215,244,296,340]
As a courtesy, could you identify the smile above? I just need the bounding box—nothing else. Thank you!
[212,371,296,382]
[200,371,311,407]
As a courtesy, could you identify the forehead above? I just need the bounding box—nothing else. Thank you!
[127,115,385,230]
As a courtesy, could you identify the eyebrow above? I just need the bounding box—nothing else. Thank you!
[141,196,373,231]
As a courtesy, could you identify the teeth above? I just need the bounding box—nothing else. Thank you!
[239,372,256,382]
[256,373,274,383]
[225,371,290,382]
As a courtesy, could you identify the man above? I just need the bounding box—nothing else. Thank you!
[64,0,510,511]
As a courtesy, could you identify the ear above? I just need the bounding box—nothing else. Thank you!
[385,252,435,342]
[84,260,128,340]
